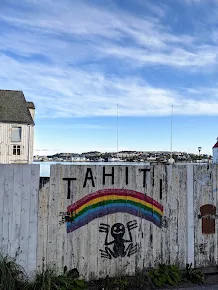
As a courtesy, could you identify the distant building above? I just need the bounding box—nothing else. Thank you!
[117,152,137,158]
[168,157,175,164]
[0,90,35,164]
[213,137,218,164]
[71,156,85,162]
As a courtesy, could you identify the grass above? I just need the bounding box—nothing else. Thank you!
[0,253,87,290]
[0,253,205,290]
[23,268,88,290]
[0,253,27,290]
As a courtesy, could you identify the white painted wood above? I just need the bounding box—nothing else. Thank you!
[2,165,13,255]
[10,165,22,258]
[0,163,211,280]
[38,165,170,279]
[28,165,40,275]
[18,165,31,271]
[152,165,162,266]
[46,165,59,268]
[37,177,50,271]
[187,164,195,266]
[194,164,217,268]
[0,164,39,276]
[0,165,5,250]
[0,123,34,164]
[213,137,218,163]
[177,165,187,267]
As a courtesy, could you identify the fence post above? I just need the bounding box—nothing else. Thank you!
[187,164,195,266]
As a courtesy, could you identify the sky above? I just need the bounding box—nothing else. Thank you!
[0,0,218,155]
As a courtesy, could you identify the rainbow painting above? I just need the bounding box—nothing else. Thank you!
[66,188,163,233]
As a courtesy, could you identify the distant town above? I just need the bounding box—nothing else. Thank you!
[33,150,212,164]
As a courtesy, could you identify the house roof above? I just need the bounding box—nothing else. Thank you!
[27,102,35,109]
[213,142,218,149]
[0,90,34,125]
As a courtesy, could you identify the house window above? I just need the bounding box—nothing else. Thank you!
[11,127,22,142]
[13,145,21,155]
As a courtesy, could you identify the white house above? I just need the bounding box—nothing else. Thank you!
[212,137,218,164]
[0,90,35,164]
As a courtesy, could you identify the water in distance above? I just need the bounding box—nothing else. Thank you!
[34,161,150,177]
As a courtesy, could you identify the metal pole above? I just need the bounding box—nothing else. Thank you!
[117,103,119,156]
[170,105,173,160]
[198,147,202,164]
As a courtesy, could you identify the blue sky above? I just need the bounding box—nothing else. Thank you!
[0,0,218,155]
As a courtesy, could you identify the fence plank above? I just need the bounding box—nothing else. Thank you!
[11,165,22,259]
[0,165,5,251]
[0,164,39,276]
[27,165,40,275]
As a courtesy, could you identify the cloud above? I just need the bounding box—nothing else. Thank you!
[182,0,203,4]
[100,45,218,68]
[0,0,208,62]
[38,123,107,129]
[0,0,216,69]
[1,52,218,118]
[135,1,167,18]
[1,0,218,119]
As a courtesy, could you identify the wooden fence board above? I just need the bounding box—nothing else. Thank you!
[0,164,40,276]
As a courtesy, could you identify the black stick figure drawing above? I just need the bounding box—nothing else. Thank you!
[99,220,138,259]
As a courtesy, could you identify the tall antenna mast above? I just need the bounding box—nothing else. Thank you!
[170,105,173,159]
[117,103,119,155]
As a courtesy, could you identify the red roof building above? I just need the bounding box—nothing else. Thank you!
[213,138,218,163]
[213,141,218,148]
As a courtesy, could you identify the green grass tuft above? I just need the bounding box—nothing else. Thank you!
[0,253,27,290]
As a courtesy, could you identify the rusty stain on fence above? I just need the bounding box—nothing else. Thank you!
[199,204,217,234]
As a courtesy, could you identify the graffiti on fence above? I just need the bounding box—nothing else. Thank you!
[64,188,164,233]
[99,220,138,259]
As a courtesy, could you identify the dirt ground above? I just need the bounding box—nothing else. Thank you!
[159,273,218,290]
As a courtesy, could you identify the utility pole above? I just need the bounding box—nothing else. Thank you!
[117,103,119,157]
[170,105,173,160]
[198,146,202,164]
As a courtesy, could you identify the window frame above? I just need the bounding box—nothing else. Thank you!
[11,127,22,143]
[13,145,21,156]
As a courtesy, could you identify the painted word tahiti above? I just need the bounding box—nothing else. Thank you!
[66,188,163,233]
[63,167,150,199]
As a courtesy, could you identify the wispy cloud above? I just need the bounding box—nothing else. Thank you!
[0,0,218,118]
[38,123,107,129]
[182,0,203,4]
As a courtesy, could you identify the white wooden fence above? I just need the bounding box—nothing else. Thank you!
[1,164,218,279]
[0,164,40,276]
[37,164,218,280]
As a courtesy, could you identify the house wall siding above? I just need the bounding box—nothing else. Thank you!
[213,148,218,163]
[0,122,34,164]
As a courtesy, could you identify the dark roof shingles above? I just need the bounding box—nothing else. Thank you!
[27,101,35,109]
[0,90,34,125]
